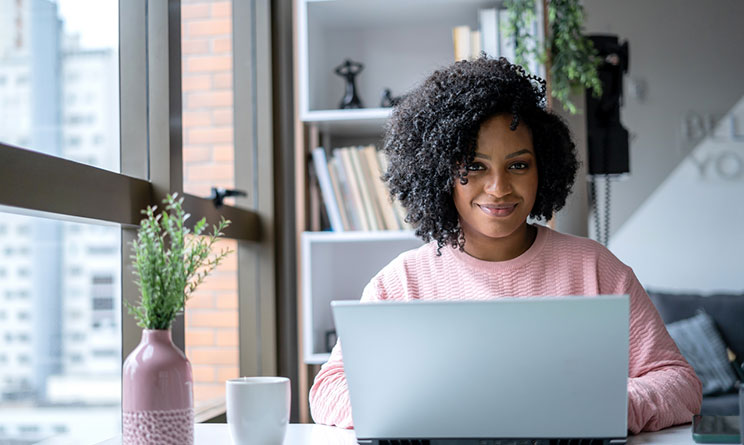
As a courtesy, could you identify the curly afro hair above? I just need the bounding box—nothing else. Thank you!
[382,56,578,252]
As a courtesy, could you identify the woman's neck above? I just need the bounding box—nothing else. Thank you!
[462,223,537,262]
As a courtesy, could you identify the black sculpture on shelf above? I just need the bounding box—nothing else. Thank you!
[335,59,364,109]
[380,88,406,108]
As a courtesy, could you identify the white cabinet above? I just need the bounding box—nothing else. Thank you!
[298,0,500,120]
[294,0,511,421]
[300,231,424,364]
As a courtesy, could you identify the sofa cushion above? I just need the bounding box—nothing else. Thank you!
[666,311,738,395]
[647,291,744,363]
[701,392,741,415]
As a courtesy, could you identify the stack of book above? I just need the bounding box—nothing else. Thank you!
[452,7,542,77]
[311,146,409,232]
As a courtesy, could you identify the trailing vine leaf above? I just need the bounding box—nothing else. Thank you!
[505,0,602,113]
[125,193,232,330]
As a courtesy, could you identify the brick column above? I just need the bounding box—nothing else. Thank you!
[181,0,239,406]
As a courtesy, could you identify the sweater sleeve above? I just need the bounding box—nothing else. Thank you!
[621,271,702,433]
[309,277,388,428]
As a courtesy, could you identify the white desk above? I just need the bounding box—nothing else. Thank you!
[97,423,695,444]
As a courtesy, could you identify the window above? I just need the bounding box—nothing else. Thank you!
[0,0,272,439]
[92,276,113,285]
[87,246,116,255]
[66,136,82,147]
[92,297,114,310]
[0,0,120,173]
[92,349,117,358]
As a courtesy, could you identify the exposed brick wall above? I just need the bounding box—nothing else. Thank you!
[181,0,239,407]
[181,0,234,198]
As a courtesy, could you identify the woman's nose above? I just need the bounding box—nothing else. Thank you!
[484,172,512,197]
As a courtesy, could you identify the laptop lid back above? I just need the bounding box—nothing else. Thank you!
[332,296,629,440]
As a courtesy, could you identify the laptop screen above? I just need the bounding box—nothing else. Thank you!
[332,296,629,442]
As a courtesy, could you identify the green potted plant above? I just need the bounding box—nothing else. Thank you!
[122,193,231,445]
[505,0,603,114]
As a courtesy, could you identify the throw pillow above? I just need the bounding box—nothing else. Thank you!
[665,311,738,395]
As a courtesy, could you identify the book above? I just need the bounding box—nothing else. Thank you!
[470,30,481,59]
[307,155,322,231]
[348,146,381,231]
[327,158,350,231]
[376,150,411,230]
[361,145,400,231]
[452,25,471,61]
[497,8,516,63]
[332,154,362,231]
[478,8,499,58]
[337,147,370,231]
[356,145,389,230]
[311,147,344,232]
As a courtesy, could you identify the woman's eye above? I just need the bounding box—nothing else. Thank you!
[466,163,485,172]
[509,161,529,170]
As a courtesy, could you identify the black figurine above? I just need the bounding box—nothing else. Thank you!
[380,88,406,108]
[335,59,364,109]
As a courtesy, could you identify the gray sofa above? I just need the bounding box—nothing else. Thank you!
[648,291,744,415]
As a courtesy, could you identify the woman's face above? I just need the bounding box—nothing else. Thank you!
[452,114,538,259]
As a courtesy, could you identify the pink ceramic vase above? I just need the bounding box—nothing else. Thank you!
[122,329,194,445]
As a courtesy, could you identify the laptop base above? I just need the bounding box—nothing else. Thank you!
[358,438,627,445]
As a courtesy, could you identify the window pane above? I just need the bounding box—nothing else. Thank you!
[0,0,119,173]
[0,211,121,444]
[184,237,239,408]
[181,0,240,410]
[182,0,235,199]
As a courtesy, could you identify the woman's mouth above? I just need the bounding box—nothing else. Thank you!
[477,203,517,217]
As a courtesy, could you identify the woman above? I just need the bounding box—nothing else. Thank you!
[309,57,701,434]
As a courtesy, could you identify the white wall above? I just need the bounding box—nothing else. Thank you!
[609,98,744,292]
[582,0,744,238]
[574,0,744,291]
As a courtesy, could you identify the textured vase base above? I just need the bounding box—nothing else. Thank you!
[123,407,194,445]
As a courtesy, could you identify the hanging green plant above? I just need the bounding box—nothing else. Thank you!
[504,0,602,114]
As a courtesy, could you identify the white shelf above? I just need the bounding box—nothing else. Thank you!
[305,353,331,366]
[298,0,501,117]
[301,108,392,135]
[301,230,424,364]
[306,0,498,29]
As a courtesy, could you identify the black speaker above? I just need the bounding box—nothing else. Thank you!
[586,35,630,176]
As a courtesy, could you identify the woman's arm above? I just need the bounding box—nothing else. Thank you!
[623,273,702,433]
[309,273,394,428]
[309,340,354,428]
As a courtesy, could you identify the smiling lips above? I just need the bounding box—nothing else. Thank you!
[477,203,518,217]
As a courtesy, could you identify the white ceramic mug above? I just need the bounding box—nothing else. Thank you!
[226,377,291,445]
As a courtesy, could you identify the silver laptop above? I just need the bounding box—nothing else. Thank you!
[331,296,630,445]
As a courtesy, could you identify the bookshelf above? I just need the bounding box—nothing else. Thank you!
[293,0,516,422]
[300,231,424,365]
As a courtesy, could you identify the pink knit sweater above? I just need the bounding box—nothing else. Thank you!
[309,224,702,434]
